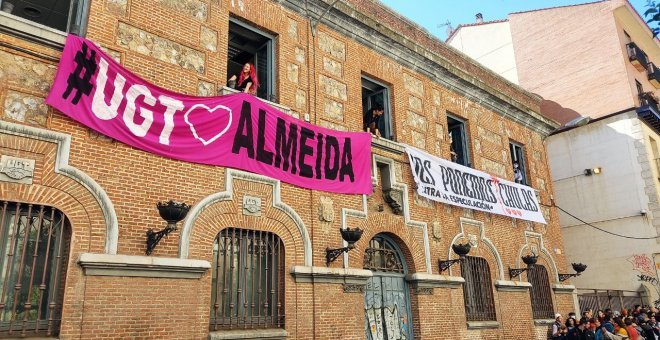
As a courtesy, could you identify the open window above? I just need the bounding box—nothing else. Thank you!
[447,115,470,167]
[509,141,527,185]
[0,0,89,35]
[362,76,393,140]
[227,18,275,101]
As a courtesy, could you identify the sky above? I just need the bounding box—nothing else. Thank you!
[380,0,651,41]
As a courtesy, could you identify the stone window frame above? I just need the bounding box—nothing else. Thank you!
[509,140,528,185]
[361,75,394,141]
[0,0,90,47]
[228,17,277,102]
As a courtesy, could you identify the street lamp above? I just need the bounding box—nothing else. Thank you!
[326,227,363,266]
[439,242,471,273]
[145,200,190,255]
[509,253,539,279]
[558,263,588,282]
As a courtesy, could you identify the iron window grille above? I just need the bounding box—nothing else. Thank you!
[210,228,284,330]
[363,236,404,273]
[528,265,554,320]
[0,201,70,338]
[461,256,497,321]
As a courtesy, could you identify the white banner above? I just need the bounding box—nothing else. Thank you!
[405,146,546,224]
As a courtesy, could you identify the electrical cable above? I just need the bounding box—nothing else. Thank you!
[554,204,660,240]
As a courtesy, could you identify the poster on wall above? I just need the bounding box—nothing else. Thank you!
[405,146,546,224]
[45,35,372,194]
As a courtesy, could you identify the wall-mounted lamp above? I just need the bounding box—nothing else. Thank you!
[326,227,363,266]
[558,263,588,282]
[145,200,190,255]
[508,253,539,279]
[439,242,471,273]
[584,167,602,176]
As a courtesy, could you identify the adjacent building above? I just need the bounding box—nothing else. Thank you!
[448,0,660,308]
[0,0,570,339]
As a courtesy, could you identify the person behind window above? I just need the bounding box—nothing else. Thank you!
[363,104,384,137]
[449,133,458,163]
[513,161,523,184]
[228,63,259,95]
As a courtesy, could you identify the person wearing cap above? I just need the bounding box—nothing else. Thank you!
[553,313,564,338]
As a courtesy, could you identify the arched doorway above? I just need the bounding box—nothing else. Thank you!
[363,234,413,340]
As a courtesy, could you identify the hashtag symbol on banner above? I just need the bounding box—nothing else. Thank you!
[62,42,98,105]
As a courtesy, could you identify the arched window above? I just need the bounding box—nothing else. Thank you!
[0,201,71,337]
[210,228,284,330]
[461,256,497,321]
[528,265,554,319]
[363,235,414,340]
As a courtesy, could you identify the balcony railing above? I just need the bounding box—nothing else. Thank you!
[649,63,660,89]
[639,91,659,111]
[627,42,649,72]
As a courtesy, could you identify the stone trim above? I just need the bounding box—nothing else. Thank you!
[371,137,405,154]
[208,328,287,340]
[519,231,561,283]
[0,121,119,254]
[280,0,558,135]
[494,280,532,292]
[552,283,576,294]
[447,218,505,280]
[78,253,210,279]
[405,272,465,289]
[534,319,555,326]
[467,321,500,329]
[0,11,66,49]
[180,169,312,266]
[290,265,372,284]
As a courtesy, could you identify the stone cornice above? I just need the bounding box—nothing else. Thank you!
[552,283,576,294]
[78,253,211,279]
[290,265,372,284]
[405,272,465,289]
[495,279,532,291]
[281,0,559,135]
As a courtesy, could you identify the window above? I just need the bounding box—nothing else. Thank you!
[0,202,71,337]
[210,228,284,330]
[227,19,275,101]
[0,0,89,35]
[447,115,470,167]
[509,142,527,185]
[461,256,496,321]
[528,265,554,319]
[362,76,393,140]
[636,79,644,97]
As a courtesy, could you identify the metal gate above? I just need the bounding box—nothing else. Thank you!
[577,289,643,312]
[364,235,413,340]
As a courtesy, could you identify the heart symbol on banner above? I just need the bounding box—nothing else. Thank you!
[184,104,233,146]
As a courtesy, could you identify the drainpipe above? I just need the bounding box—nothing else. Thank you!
[310,0,341,36]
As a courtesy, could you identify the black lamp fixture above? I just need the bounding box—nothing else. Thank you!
[326,227,363,266]
[584,167,602,176]
[508,253,539,279]
[145,200,190,255]
[559,263,588,282]
[439,242,471,273]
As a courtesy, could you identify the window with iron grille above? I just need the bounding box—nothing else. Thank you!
[0,201,70,338]
[528,265,554,319]
[210,228,284,331]
[461,256,497,321]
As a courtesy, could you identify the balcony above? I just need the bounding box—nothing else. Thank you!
[650,63,660,89]
[627,42,649,72]
[219,86,303,120]
[637,92,660,134]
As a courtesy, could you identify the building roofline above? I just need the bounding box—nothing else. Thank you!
[446,19,509,42]
[509,0,607,15]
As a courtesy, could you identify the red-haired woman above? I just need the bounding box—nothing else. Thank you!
[228,63,259,95]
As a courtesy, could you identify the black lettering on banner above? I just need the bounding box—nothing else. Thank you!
[63,42,98,104]
[315,133,324,179]
[439,165,450,191]
[324,136,340,180]
[339,138,355,182]
[298,127,315,178]
[256,108,274,164]
[411,156,436,185]
[232,101,255,158]
[274,118,298,174]
[521,189,539,212]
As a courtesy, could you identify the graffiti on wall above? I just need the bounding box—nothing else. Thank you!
[629,254,660,308]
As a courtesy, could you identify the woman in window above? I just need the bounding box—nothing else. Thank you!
[228,63,259,95]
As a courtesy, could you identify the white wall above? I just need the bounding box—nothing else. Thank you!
[447,21,519,84]
[547,111,660,291]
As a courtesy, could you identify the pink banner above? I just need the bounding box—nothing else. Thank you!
[46,35,372,194]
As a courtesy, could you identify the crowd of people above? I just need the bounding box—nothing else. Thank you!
[552,306,660,339]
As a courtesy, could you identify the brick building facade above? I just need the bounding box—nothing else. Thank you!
[0,0,572,339]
